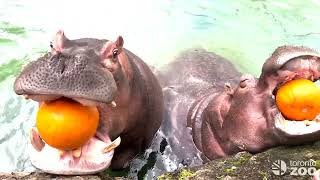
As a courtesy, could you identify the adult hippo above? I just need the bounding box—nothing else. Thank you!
[13,30,163,174]
[158,46,320,165]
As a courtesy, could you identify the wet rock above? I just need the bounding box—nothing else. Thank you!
[158,142,320,180]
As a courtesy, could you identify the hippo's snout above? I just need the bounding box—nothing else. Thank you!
[14,52,117,104]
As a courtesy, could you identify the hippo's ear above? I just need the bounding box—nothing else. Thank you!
[100,36,124,59]
[115,36,124,49]
[224,83,234,96]
[51,30,68,53]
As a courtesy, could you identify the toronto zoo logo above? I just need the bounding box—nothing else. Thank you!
[271,160,287,175]
[271,159,317,176]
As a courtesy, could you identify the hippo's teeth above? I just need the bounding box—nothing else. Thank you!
[102,136,121,153]
[58,150,66,157]
[111,101,117,108]
[24,95,29,100]
[283,118,288,127]
[304,120,312,126]
[72,147,82,158]
[29,128,45,152]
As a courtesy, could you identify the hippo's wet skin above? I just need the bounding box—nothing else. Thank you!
[13,31,163,174]
[159,46,320,163]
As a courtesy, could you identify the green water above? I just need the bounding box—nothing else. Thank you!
[1,0,320,178]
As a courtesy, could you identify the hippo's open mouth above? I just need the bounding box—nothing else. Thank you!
[270,55,320,136]
[23,94,120,175]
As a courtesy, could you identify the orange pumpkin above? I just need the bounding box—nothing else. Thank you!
[276,79,320,121]
[36,98,99,150]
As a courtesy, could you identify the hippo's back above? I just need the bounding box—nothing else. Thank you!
[159,49,241,97]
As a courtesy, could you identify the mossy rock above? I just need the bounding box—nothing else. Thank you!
[158,142,320,180]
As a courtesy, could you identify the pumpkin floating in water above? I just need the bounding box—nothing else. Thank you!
[276,79,320,121]
[36,98,99,150]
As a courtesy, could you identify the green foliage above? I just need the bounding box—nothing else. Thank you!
[0,22,26,35]
[0,59,24,82]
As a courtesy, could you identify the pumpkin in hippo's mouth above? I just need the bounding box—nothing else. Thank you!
[276,79,320,121]
[36,98,99,150]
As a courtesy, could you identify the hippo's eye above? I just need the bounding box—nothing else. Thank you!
[112,48,119,59]
[50,42,53,49]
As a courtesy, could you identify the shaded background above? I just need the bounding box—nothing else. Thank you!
[1,0,320,178]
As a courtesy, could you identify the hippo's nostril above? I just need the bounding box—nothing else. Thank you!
[240,79,248,88]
